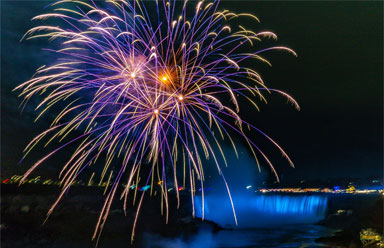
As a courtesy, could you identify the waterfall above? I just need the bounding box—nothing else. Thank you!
[194,194,328,228]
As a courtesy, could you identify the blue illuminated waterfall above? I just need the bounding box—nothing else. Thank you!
[194,194,328,228]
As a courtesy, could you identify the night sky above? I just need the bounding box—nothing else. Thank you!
[1,1,383,184]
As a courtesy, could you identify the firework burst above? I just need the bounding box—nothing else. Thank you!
[15,0,298,243]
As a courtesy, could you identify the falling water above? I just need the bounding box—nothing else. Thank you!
[194,194,328,228]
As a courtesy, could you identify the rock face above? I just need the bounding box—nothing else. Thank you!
[20,205,30,213]
[316,195,383,248]
[1,184,220,248]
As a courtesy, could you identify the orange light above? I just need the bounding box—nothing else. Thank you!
[161,76,167,82]
[130,72,136,78]
[154,109,159,114]
[178,95,183,101]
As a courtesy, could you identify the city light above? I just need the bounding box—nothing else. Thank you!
[2,174,383,195]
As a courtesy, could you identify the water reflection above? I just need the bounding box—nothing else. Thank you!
[142,224,334,248]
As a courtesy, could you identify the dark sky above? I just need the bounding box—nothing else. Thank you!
[1,1,383,183]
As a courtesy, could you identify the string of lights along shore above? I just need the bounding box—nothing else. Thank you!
[15,0,298,243]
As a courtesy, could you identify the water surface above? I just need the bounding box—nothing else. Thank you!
[143,224,335,248]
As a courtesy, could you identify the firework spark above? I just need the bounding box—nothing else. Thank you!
[15,0,298,243]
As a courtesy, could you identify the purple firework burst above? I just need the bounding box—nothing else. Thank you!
[15,0,298,242]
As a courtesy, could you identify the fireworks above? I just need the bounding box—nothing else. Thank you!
[15,0,298,242]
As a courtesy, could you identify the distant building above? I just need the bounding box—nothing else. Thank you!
[346,185,356,193]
